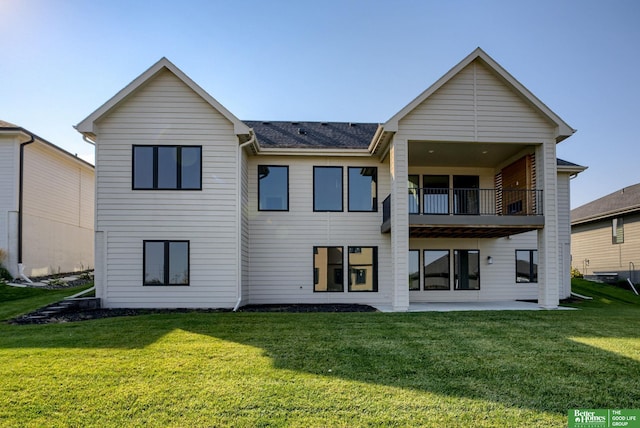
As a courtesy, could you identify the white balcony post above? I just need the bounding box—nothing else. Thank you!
[390,137,409,311]
[536,141,560,309]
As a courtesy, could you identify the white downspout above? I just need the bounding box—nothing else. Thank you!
[233,131,256,312]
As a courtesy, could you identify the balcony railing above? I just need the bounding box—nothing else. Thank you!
[382,188,542,224]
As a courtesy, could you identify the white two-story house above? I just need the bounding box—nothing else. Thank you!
[76,48,585,311]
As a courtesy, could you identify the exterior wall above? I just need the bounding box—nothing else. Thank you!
[572,212,640,281]
[240,147,250,302]
[398,59,554,143]
[94,69,240,308]
[409,232,539,302]
[22,142,94,276]
[246,155,392,307]
[557,172,572,298]
[0,136,19,276]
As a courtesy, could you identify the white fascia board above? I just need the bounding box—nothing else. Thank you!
[76,57,250,137]
[255,147,372,157]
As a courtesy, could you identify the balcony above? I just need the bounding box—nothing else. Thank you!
[381,188,544,238]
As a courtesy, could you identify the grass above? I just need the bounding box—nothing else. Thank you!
[0,280,639,427]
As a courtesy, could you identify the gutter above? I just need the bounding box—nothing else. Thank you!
[233,131,256,312]
[18,134,35,283]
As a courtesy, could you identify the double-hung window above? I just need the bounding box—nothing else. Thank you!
[144,240,189,285]
[133,146,201,190]
[612,218,624,244]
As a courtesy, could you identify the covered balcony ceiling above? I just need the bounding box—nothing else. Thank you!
[408,141,529,167]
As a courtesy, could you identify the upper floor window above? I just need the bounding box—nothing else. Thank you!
[348,167,377,212]
[258,165,288,211]
[314,166,343,211]
[133,146,201,190]
[612,218,624,244]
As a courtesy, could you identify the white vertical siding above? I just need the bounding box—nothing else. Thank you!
[246,155,392,307]
[390,138,409,310]
[398,59,554,142]
[22,142,94,276]
[95,69,239,308]
[0,136,18,276]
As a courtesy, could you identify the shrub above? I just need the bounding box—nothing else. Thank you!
[571,267,583,279]
[0,266,12,282]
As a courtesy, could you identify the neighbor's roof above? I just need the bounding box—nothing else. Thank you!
[244,121,379,149]
[571,183,640,225]
[0,119,94,168]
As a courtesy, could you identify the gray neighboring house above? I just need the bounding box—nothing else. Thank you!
[571,183,640,283]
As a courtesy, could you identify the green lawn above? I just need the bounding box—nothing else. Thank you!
[1,281,639,427]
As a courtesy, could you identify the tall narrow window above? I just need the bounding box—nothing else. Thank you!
[144,240,189,285]
[454,250,480,290]
[516,250,538,283]
[314,166,343,211]
[133,146,201,190]
[409,250,420,290]
[612,218,624,244]
[453,175,479,215]
[258,166,288,211]
[424,250,450,290]
[313,247,343,292]
[408,175,420,214]
[423,175,449,214]
[348,167,377,212]
[348,247,377,291]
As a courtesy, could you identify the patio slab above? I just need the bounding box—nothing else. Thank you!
[374,301,577,312]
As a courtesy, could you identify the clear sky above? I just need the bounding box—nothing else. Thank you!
[2,0,639,208]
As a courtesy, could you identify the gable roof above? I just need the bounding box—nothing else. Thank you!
[0,120,94,169]
[76,57,250,138]
[244,121,378,150]
[572,183,640,225]
[382,48,575,143]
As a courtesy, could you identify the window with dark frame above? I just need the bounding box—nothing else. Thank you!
[348,246,377,292]
[409,250,420,290]
[516,250,538,283]
[612,218,624,244]
[348,167,377,212]
[424,249,450,290]
[454,250,480,290]
[258,165,289,211]
[143,240,189,286]
[133,146,201,190]
[313,246,343,292]
[314,166,343,211]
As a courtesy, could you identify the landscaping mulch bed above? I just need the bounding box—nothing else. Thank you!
[11,303,377,325]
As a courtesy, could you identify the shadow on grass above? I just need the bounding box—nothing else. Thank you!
[1,309,639,415]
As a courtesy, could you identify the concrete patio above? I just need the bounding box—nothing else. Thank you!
[374,301,577,312]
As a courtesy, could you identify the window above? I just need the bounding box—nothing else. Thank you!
[409,250,420,290]
[516,250,538,283]
[314,166,343,211]
[258,166,288,211]
[613,218,624,244]
[143,241,189,285]
[348,167,377,211]
[133,146,201,190]
[423,175,449,214]
[348,247,377,291]
[314,247,343,292]
[424,250,450,290]
[452,175,479,215]
[454,250,480,290]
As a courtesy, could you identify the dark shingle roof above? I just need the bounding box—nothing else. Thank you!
[0,120,19,128]
[571,183,640,224]
[243,121,379,149]
[557,158,582,168]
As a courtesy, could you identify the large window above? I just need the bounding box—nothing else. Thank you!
[516,250,538,283]
[409,250,420,290]
[348,167,377,212]
[424,250,450,290]
[144,241,189,285]
[454,250,480,290]
[612,218,624,244]
[258,166,288,211]
[314,167,343,211]
[348,247,377,292]
[423,175,449,214]
[314,247,343,292]
[133,146,201,190]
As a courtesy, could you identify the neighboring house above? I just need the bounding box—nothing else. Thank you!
[0,121,94,279]
[76,48,585,311]
[571,183,640,282]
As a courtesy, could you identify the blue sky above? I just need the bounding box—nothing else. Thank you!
[2,0,639,208]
